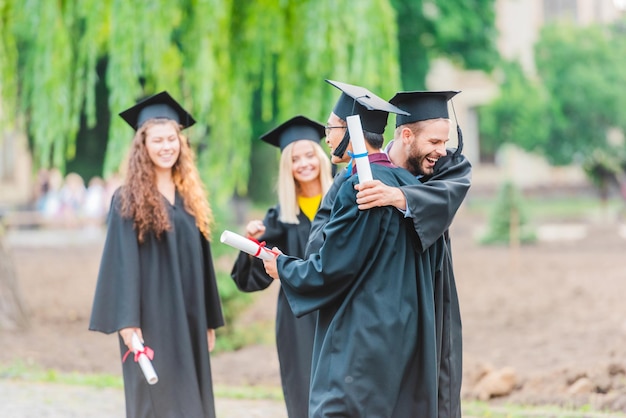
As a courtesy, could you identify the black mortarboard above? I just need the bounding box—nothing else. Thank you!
[326,79,409,134]
[389,91,459,127]
[260,115,325,152]
[119,91,196,130]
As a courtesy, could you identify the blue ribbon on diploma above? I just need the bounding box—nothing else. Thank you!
[345,150,369,178]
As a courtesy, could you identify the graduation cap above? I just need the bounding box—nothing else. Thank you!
[326,79,409,158]
[119,91,196,130]
[389,91,459,128]
[390,90,465,155]
[327,79,409,134]
[260,115,325,152]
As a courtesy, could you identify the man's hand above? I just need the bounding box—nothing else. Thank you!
[355,180,407,210]
[262,247,283,280]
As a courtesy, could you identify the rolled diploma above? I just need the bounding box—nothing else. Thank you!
[220,230,277,260]
[346,115,373,183]
[132,333,158,385]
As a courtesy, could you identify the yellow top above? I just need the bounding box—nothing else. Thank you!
[298,194,322,222]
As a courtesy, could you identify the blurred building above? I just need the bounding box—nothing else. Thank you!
[428,0,624,191]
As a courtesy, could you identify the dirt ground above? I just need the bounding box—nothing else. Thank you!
[1,198,626,414]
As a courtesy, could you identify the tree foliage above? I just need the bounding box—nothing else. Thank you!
[1,0,405,205]
[478,19,626,175]
[1,0,500,202]
[478,61,550,157]
[534,21,626,165]
[392,0,498,89]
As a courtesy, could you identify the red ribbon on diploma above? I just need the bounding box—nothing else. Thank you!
[123,345,155,363]
[246,237,267,257]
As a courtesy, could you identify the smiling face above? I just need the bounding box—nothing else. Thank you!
[404,118,450,176]
[144,121,181,173]
[291,139,321,186]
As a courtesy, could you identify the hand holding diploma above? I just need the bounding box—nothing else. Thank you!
[130,332,158,385]
[262,247,283,280]
[220,230,280,260]
[346,115,373,184]
[120,328,158,385]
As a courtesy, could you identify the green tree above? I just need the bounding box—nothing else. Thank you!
[1,0,404,204]
[478,61,550,160]
[478,20,626,197]
[535,21,626,165]
[392,0,499,89]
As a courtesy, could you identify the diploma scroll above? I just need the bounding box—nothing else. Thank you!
[132,333,159,385]
[346,115,373,184]
[220,230,279,260]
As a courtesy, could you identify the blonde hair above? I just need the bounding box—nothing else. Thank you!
[119,119,214,242]
[277,140,333,224]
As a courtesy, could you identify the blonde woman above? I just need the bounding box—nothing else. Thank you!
[230,115,332,418]
[90,91,224,418]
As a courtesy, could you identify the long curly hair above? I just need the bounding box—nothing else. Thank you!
[118,119,213,243]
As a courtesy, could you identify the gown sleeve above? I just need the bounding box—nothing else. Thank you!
[401,151,471,251]
[278,178,383,317]
[89,193,142,334]
[230,207,284,292]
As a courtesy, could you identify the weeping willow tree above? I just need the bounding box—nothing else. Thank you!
[0,0,402,205]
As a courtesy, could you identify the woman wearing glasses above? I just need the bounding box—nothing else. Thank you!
[230,115,332,418]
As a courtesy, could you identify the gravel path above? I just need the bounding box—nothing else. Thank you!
[0,380,288,418]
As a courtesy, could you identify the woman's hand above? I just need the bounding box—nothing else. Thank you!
[207,329,216,352]
[245,220,266,239]
[119,327,143,352]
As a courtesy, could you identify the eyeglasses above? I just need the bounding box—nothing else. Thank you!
[324,125,347,136]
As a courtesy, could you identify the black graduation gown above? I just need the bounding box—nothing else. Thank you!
[89,190,224,418]
[230,207,316,418]
[278,163,443,418]
[402,151,471,418]
[305,149,471,418]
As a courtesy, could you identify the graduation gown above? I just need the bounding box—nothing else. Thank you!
[402,150,471,418]
[305,149,471,418]
[89,190,224,418]
[279,162,443,418]
[230,207,316,418]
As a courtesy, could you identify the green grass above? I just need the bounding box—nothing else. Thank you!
[2,361,625,416]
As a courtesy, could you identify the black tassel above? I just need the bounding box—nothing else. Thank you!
[454,125,464,156]
[332,130,351,158]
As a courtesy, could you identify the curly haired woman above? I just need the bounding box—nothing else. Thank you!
[89,91,224,418]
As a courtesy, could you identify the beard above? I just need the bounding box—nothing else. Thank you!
[406,155,426,177]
